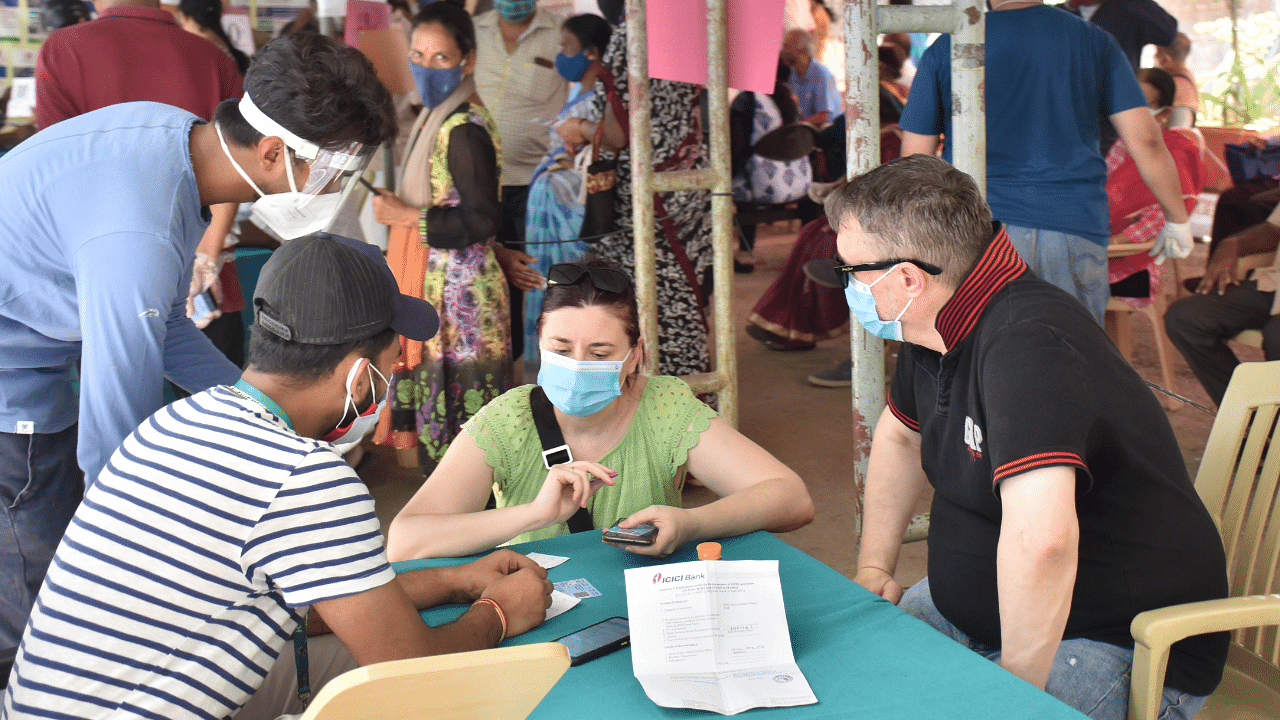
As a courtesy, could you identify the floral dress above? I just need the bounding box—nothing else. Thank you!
[381,104,512,464]
[588,22,713,378]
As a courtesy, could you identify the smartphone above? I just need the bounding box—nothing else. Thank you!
[556,616,630,666]
[192,289,217,319]
[602,522,657,546]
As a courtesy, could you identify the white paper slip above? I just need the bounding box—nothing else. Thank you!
[526,552,569,569]
[624,560,816,716]
[545,590,580,621]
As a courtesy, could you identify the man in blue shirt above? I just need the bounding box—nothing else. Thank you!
[898,0,1191,324]
[781,28,841,127]
[0,32,396,647]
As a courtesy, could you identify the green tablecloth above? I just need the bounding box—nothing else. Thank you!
[393,532,1086,719]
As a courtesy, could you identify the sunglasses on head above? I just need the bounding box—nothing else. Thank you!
[546,263,633,294]
[833,258,943,287]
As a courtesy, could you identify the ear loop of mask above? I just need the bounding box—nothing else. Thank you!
[215,122,266,198]
[215,122,320,204]
[867,265,913,322]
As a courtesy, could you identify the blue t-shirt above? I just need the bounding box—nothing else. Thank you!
[788,59,842,121]
[899,6,1147,244]
[0,101,239,483]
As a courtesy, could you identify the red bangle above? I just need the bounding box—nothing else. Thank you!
[473,597,507,643]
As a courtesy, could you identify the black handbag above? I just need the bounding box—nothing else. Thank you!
[1224,141,1280,184]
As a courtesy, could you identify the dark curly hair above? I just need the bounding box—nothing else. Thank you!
[214,33,396,151]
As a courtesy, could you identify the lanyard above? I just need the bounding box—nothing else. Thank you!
[293,615,311,708]
[231,379,295,430]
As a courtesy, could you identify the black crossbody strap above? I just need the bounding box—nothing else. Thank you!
[529,386,593,534]
[530,386,573,468]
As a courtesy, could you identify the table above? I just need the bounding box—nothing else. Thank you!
[393,532,1087,719]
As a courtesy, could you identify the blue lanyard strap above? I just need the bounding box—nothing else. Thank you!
[293,615,311,708]
[231,379,295,431]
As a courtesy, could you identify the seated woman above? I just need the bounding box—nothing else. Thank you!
[731,59,813,270]
[387,259,815,559]
[1107,67,1206,306]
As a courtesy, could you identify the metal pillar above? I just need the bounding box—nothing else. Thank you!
[625,0,739,427]
[843,0,985,539]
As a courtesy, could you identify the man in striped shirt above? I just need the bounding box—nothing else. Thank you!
[3,234,553,720]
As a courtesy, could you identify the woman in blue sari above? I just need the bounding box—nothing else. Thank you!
[521,14,612,379]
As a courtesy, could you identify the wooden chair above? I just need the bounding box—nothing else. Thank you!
[298,642,571,720]
[1128,360,1280,720]
[1104,240,1181,411]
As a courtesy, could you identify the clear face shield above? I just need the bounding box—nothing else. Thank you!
[222,93,378,240]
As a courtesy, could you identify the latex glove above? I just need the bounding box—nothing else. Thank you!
[1149,219,1194,265]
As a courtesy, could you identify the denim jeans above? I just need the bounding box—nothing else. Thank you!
[1004,224,1108,326]
[899,579,1207,720]
[0,425,83,647]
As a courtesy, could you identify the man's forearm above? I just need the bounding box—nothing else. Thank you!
[996,468,1079,689]
[395,565,477,610]
[1113,108,1190,223]
[856,409,929,576]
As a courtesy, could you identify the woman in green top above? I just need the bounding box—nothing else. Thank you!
[388,260,814,559]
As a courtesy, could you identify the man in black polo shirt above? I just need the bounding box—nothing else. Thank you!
[836,156,1227,720]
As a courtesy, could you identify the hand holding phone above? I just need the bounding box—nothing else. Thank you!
[602,522,657,546]
[555,616,629,666]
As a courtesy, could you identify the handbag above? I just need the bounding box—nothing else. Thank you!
[1223,141,1280,184]
[579,69,629,241]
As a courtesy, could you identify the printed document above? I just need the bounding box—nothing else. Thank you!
[624,560,816,715]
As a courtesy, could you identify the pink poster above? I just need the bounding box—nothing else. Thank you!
[344,0,391,48]
[645,0,786,94]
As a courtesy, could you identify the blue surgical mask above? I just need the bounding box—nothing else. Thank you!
[844,266,912,342]
[411,62,464,109]
[494,0,536,22]
[537,348,632,417]
[556,51,591,82]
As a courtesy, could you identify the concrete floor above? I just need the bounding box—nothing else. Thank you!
[360,222,1255,595]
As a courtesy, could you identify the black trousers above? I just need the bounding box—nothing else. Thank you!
[501,184,529,360]
[1164,280,1280,406]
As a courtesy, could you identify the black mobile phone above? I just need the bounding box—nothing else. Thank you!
[556,616,630,666]
[602,522,657,546]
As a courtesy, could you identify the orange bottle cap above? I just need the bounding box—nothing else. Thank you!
[696,542,722,560]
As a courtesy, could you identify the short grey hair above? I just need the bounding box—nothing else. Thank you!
[824,155,992,287]
[783,28,814,56]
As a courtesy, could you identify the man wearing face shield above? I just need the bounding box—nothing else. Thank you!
[2,232,554,720]
[0,32,394,648]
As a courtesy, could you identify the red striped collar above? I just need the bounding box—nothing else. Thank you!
[935,226,1026,351]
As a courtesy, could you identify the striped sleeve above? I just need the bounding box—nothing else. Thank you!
[993,451,1088,485]
[243,449,395,608]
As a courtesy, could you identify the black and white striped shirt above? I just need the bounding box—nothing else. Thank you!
[3,387,394,720]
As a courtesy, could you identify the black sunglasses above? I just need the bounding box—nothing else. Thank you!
[546,263,632,293]
[833,258,943,287]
